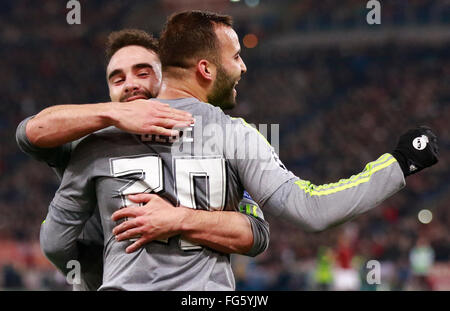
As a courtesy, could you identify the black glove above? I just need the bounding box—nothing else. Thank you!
[391,126,439,177]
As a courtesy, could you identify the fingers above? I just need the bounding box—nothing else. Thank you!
[153,119,192,131]
[111,205,141,221]
[417,125,436,139]
[417,125,439,156]
[156,106,193,123]
[145,103,195,136]
[125,237,150,253]
[113,223,154,253]
[115,228,142,243]
[127,193,157,203]
[111,194,160,221]
[126,98,194,125]
[112,218,137,236]
[147,125,181,137]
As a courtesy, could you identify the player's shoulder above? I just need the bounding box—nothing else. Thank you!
[189,100,227,119]
[182,99,237,126]
[194,101,251,127]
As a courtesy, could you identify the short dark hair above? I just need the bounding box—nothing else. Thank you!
[158,10,233,70]
[105,29,159,64]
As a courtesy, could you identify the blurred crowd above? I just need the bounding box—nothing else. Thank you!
[241,0,450,33]
[230,43,450,291]
[0,0,448,290]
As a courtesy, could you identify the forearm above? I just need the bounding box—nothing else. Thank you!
[26,103,117,148]
[179,208,254,255]
[113,193,268,255]
[264,153,406,232]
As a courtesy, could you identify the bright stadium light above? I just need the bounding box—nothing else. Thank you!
[418,209,433,224]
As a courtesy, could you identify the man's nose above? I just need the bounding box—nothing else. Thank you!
[123,80,140,93]
[240,60,247,75]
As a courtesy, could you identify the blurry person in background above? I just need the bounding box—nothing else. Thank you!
[313,246,334,291]
[409,236,435,290]
[332,232,360,291]
[1,264,24,290]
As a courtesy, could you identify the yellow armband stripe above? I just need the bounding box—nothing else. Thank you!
[295,153,397,196]
[239,203,259,217]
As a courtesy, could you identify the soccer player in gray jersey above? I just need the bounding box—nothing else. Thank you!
[39,11,439,290]
[17,29,269,290]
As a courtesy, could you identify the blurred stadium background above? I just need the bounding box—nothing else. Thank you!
[0,0,449,291]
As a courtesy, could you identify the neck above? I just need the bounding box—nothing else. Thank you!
[157,73,208,103]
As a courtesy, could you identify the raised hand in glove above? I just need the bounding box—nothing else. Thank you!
[391,126,439,177]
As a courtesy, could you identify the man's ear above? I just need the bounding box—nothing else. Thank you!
[197,59,215,82]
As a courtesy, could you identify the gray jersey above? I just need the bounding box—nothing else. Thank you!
[40,97,405,291]
[42,98,263,290]
[17,102,269,291]
[16,117,268,259]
